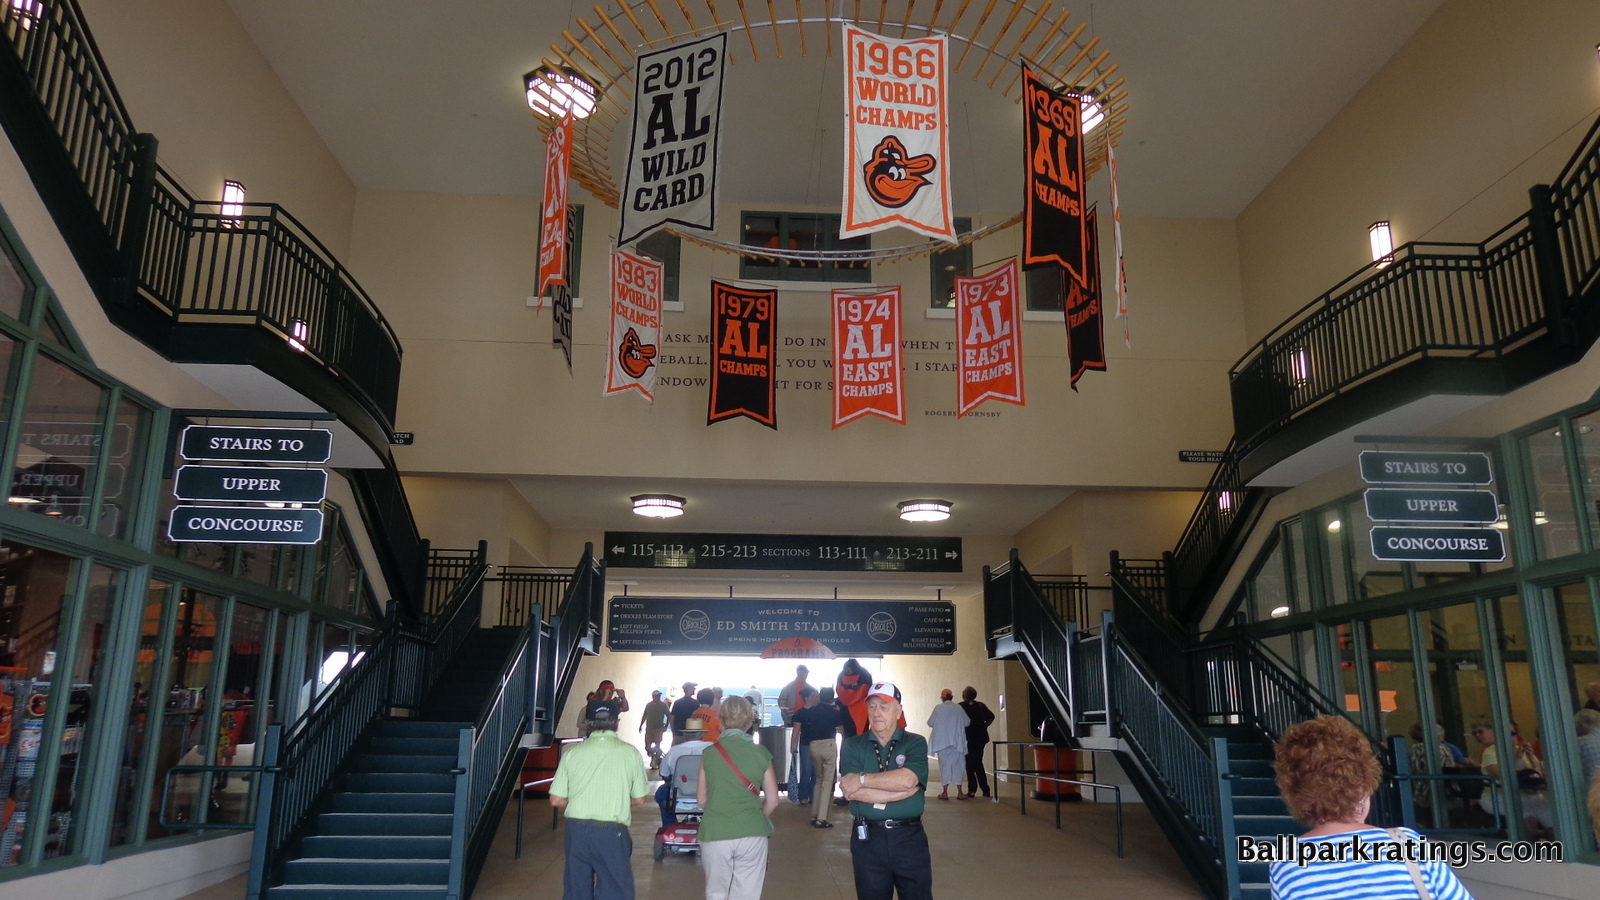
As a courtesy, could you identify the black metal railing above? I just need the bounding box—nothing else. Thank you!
[423,543,489,619]
[493,566,571,628]
[547,544,605,730]
[1035,575,1093,630]
[349,464,428,617]
[1549,118,1600,301]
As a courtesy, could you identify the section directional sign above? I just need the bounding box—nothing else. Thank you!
[1370,526,1506,563]
[180,425,333,464]
[167,506,324,545]
[174,465,328,504]
[1359,450,1492,485]
[606,596,956,655]
[1363,488,1499,524]
[603,532,962,572]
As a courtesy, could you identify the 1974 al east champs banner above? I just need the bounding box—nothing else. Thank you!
[1022,66,1088,286]
[605,247,663,400]
[708,281,777,428]
[841,25,953,241]
[617,32,727,247]
[832,288,904,427]
[535,114,572,296]
[956,263,1025,416]
[606,596,955,655]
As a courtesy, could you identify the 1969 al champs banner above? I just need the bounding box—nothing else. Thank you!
[536,114,573,296]
[956,264,1025,416]
[832,288,904,427]
[605,247,663,401]
[1021,66,1088,286]
[708,282,777,429]
[617,33,727,247]
[841,26,953,241]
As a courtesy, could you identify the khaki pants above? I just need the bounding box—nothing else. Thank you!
[701,835,769,900]
[810,738,838,823]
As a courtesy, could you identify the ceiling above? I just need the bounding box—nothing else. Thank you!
[226,0,1446,219]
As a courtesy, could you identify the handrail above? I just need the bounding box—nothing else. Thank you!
[491,566,571,628]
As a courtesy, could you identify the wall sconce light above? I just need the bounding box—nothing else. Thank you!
[525,66,597,119]
[898,499,952,522]
[1368,221,1394,267]
[1290,347,1310,387]
[1217,491,1235,515]
[221,180,246,227]
[9,0,41,31]
[288,318,308,353]
[632,494,685,518]
[1326,518,1342,533]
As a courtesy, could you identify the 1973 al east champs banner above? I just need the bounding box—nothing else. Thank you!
[618,32,727,246]
[708,281,777,428]
[605,247,663,400]
[832,288,904,427]
[535,114,572,296]
[956,263,1025,416]
[606,596,955,655]
[1022,66,1088,286]
[841,25,953,241]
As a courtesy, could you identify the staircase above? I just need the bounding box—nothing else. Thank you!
[1208,726,1294,900]
[268,628,525,900]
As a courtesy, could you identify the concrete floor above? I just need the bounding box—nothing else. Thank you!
[181,775,1201,900]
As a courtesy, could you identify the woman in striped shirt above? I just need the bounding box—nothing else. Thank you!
[1270,716,1474,899]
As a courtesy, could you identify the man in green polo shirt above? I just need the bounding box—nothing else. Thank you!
[839,682,932,900]
[549,705,650,900]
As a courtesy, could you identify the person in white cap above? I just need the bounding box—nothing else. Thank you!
[838,682,931,900]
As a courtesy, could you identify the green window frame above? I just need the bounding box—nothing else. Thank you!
[739,211,871,283]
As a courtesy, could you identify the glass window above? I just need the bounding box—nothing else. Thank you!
[1249,538,1289,622]
[1548,581,1599,852]
[1336,622,1362,720]
[1573,410,1600,551]
[635,230,681,306]
[1347,503,1404,602]
[212,603,270,826]
[0,234,32,322]
[1526,426,1581,558]
[1287,523,1311,615]
[1319,506,1351,607]
[1025,265,1064,312]
[9,354,109,529]
[929,218,972,309]
[98,396,150,539]
[0,541,75,865]
[739,212,870,283]
[237,543,280,588]
[110,579,170,847]
[41,564,120,859]
[1490,594,1551,836]
[1370,613,1419,745]
[145,588,222,838]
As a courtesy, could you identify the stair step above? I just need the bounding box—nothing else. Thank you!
[1233,814,1300,836]
[343,773,456,793]
[357,754,457,774]
[300,835,451,859]
[1229,758,1274,778]
[265,885,448,900]
[1226,742,1273,761]
[1232,795,1290,816]
[376,720,469,739]
[329,792,455,814]
[1231,777,1278,796]
[366,737,458,755]
[317,812,453,836]
[283,859,449,886]
[1238,861,1271,884]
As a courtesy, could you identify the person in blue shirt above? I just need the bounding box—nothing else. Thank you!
[1269,716,1474,900]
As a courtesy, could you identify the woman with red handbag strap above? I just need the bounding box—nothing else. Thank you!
[696,696,780,900]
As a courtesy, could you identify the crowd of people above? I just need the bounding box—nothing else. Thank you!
[552,666,998,900]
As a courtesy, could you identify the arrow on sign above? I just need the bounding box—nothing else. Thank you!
[611,545,627,554]
[945,551,958,559]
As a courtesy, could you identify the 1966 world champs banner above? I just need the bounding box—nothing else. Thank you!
[606,596,955,655]
[618,32,727,247]
[841,25,952,241]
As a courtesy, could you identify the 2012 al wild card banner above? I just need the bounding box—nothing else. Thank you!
[831,288,904,427]
[708,282,776,428]
[617,33,727,247]
[1022,67,1088,286]
[956,264,1024,416]
[605,248,663,400]
[841,26,953,241]
[535,114,572,296]
[1067,204,1106,389]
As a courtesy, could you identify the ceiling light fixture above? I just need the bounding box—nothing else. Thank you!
[221,180,246,228]
[1326,518,1342,533]
[1270,606,1291,618]
[525,66,597,120]
[898,500,952,523]
[631,494,685,518]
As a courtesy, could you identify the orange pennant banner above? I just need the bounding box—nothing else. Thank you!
[831,288,905,427]
[955,263,1025,416]
[536,114,573,297]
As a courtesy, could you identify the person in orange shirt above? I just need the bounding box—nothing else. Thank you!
[689,687,722,737]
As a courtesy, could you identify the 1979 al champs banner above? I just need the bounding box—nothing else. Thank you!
[708,282,777,429]
[841,26,953,241]
[618,33,727,247]
[1021,66,1088,285]
[956,264,1025,416]
[605,247,663,401]
[832,288,904,427]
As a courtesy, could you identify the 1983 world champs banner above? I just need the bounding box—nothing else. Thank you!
[956,264,1025,416]
[841,26,953,241]
[605,247,663,400]
[1022,66,1088,285]
[618,32,727,247]
[832,288,904,427]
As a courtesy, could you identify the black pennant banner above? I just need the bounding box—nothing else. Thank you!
[551,282,573,374]
[1066,204,1106,390]
[1022,67,1088,285]
[708,281,777,428]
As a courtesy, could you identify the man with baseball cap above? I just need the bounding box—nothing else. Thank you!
[583,680,629,734]
[549,704,650,900]
[838,682,932,900]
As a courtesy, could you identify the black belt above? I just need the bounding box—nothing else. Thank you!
[861,816,921,829]
[567,818,627,828]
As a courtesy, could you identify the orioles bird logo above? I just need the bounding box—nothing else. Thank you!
[618,327,658,379]
[863,135,937,209]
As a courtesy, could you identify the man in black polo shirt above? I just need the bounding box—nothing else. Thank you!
[839,682,931,900]
[669,681,700,745]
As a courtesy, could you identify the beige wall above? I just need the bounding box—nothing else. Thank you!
[1235,0,1600,342]
[78,0,358,257]
[356,186,1242,489]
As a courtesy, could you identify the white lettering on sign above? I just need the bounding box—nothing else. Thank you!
[186,515,307,533]
[1384,535,1490,551]
[220,477,283,492]
[210,437,274,451]
[1403,498,1460,513]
